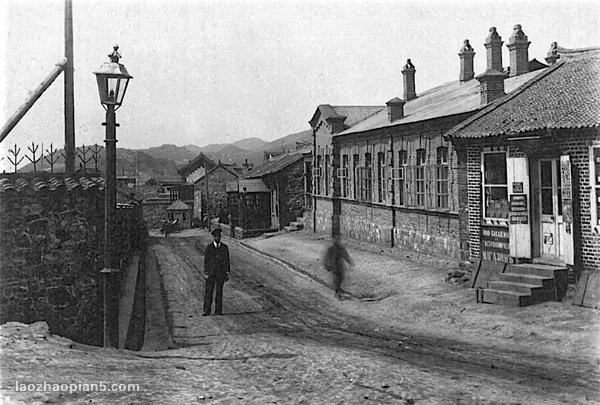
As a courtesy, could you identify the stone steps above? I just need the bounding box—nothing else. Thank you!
[479,263,567,307]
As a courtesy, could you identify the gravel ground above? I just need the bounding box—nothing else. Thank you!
[0,228,598,404]
[242,230,600,361]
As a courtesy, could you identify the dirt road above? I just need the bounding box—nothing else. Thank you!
[142,233,599,404]
[1,232,598,404]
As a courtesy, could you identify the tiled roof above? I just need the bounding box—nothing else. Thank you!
[331,106,385,127]
[243,148,308,179]
[446,56,600,139]
[336,69,545,137]
[309,105,385,129]
[166,199,190,211]
[178,152,217,178]
[0,176,105,193]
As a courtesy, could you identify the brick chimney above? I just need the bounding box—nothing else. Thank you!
[545,42,560,65]
[459,39,476,82]
[386,97,406,122]
[476,27,506,106]
[401,59,416,101]
[484,27,503,72]
[507,24,530,76]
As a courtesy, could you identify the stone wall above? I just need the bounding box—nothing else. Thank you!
[0,179,147,346]
[282,159,305,226]
[340,200,460,258]
[313,197,333,235]
[392,208,459,259]
[143,200,171,230]
[340,202,393,246]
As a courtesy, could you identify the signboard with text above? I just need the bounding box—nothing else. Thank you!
[480,226,510,263]
[509,194,528,224]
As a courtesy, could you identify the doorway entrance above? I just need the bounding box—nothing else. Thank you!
[539,159,566,263]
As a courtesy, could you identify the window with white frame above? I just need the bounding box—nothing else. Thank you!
[377,152,385,203]
[315,155,322,195]
[591,146,600,229]
[325,155,330,196]
[415,149,426,207]
[352,154,359,199]
[357,153,373,202]
[483,151,509,220]
[396,150,407,206]
[341,154,349,198]
[436,147,449,209]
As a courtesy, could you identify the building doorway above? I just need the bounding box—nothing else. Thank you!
[538,159,566,263]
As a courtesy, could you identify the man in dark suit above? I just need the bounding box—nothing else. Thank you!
[203,228,230,316]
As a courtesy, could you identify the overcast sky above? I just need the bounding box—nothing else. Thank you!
[1,0,599,171]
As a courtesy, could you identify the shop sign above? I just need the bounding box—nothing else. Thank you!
[480,226,510,262]
[509,194,528,224]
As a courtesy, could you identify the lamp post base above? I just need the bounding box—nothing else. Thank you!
[101,267,121,348]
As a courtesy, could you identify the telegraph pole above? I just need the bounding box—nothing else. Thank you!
[64,0,76,173]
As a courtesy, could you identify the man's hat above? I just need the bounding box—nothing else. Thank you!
[211,228,222,236]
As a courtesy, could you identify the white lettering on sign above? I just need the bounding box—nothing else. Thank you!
[482,240,510,249]
[560,155,572,200]
[481,229,509,238]
[482,251,510,262]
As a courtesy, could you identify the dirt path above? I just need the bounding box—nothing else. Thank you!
[1,231,598,404]
[144,233,599,404]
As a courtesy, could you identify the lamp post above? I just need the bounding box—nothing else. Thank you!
[94,45,132,348]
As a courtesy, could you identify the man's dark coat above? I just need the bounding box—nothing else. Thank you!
[204,242,230,279]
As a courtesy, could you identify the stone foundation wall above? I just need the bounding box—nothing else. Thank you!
[0,182,147,346]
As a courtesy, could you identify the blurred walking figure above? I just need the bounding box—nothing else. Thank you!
[203,228,230,315]
[323,234,354,300]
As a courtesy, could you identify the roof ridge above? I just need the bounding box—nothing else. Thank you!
[446,62,566,138]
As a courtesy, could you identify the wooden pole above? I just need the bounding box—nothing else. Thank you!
[0,59,67,144]
[64,0,76,173]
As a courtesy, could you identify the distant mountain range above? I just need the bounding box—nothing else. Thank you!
[15,130,312,184]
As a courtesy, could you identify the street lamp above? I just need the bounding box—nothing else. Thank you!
[94,45,132,348]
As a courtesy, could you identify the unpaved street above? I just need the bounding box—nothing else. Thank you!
[142,233,599,404]
[1,232,598,404]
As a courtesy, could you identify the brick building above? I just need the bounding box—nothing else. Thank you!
[306,25,548,260]
[447,45,600,279]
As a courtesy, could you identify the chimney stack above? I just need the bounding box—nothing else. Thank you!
[459,39,476,82]
[402,59,416,101]
[507,24,530,76]
[386,97,406,122]
[485,27,504,72]
[476,27,506,106]
[545,42,560,65]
